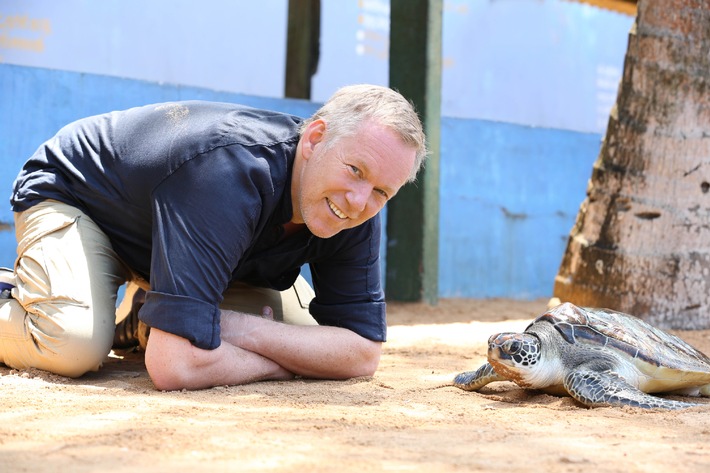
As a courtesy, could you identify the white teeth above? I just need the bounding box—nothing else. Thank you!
[328,199,348,219]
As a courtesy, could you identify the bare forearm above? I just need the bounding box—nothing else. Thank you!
[220,311,382,379]
[145,328,294,391]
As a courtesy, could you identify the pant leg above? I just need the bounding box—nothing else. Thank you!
[220,275,318,326]
[0,200,129,377]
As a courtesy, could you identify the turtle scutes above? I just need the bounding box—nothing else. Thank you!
[453,302,710,409]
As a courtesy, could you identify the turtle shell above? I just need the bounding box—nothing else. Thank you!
[532,302,710,374]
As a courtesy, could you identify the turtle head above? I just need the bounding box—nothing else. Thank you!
[487,332,543,388]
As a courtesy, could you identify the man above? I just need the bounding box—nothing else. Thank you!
[0,84,427,390]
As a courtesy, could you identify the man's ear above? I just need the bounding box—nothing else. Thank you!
[301,119,326,159]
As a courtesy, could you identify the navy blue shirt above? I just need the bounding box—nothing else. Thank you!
[11,101,386,349]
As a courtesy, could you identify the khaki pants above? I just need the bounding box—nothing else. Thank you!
[0,200,316,378]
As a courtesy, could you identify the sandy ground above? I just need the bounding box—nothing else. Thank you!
[1,298,709,473]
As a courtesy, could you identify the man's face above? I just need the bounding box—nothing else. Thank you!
[292,119,416,239]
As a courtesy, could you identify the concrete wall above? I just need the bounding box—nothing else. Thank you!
[439,117,599,298]
[0,63,601,298]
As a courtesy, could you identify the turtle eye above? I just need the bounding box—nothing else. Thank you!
[504,340,521,354]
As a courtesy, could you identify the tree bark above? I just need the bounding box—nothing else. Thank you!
[553,0,710,329]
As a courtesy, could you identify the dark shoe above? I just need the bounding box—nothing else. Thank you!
[113,288,150,350]
[0,267,15,299]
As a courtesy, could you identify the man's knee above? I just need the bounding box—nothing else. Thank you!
[39,327,112,377]
[220,276,317,326]
[0,301,112,378]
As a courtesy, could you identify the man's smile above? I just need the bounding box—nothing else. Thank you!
[327,198,348,220]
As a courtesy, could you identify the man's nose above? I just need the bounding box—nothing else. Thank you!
[346,183,371,216]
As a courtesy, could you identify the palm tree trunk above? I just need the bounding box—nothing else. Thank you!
[553,0,710,329]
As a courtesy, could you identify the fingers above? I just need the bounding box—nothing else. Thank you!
[261,305,274,320]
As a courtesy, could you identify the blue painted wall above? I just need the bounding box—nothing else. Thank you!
[0,63,601,298]
[439,118,598,297]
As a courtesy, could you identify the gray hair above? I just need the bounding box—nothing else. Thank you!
[300,84,427,182]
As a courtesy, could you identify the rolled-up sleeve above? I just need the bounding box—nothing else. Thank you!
[140,291,222,349]
[309,300,387,342]
[308,216,387,342]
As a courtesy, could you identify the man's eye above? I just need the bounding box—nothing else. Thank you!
[375,188,388,199]
[349,165,361,176]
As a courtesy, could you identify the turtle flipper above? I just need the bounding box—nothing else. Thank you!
[453,363,506,391]
[564,369,702,410]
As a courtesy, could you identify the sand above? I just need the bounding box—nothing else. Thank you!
[1,298,709,472]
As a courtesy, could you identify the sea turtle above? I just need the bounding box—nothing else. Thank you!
[453,302,710,409]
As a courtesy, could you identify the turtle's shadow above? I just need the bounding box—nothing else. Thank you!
[470,383,581,408]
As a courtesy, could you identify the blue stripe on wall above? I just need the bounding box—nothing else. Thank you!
[0,64,601,298]
[439,118,600,298]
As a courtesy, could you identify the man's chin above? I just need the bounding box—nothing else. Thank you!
[310,228,342,239]
[305,221,347,239]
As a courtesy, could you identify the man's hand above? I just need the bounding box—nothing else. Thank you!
[218,307,276,351]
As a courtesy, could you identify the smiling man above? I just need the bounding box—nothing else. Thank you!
[0,85,427,390]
